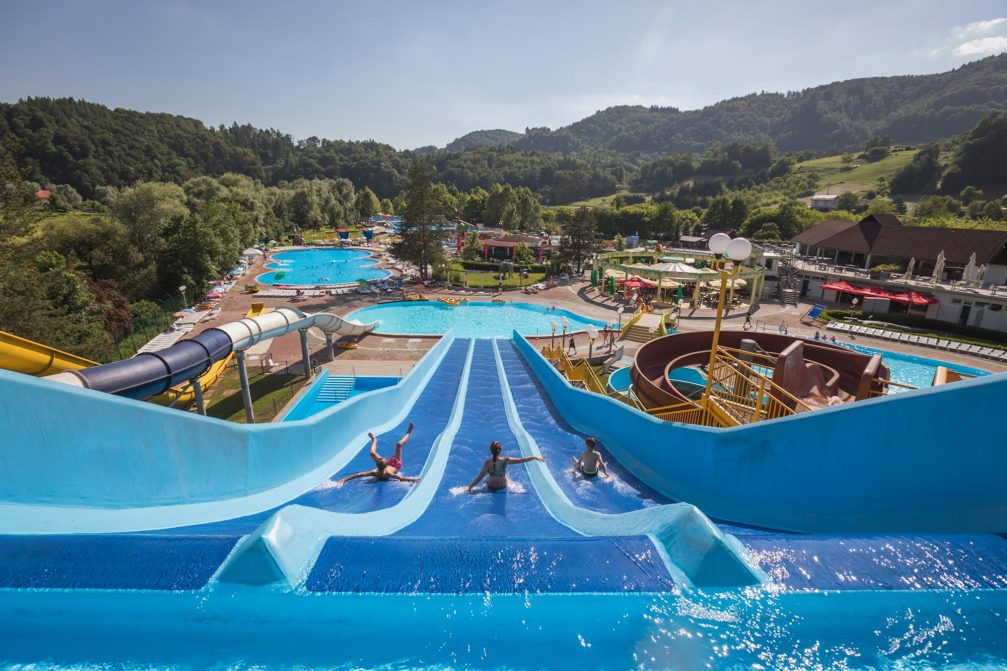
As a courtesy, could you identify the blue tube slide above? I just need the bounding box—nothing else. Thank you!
[45,307,377,400]
[70,329,233,399]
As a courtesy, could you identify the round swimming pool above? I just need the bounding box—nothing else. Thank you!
[258,248,390,285]
[348,301,610,338]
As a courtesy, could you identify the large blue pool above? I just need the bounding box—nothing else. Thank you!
[257,248,390,285]
[840,341,989,389]
[348,300,610,337]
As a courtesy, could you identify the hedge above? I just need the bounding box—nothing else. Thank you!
[456,260,549,272]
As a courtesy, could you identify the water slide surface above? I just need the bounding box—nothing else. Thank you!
[0,330,96,376]
[306,340,677,593]
[505,336,1007,591]
[159,338,471,535]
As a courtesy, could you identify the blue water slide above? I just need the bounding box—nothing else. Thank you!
[503,335,1007,592]
[172,339,472,536]
[303,339,677,594]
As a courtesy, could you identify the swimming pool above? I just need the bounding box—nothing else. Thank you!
[257,248,390,285]
[281,371,400,421]
[347,301,610,338]
[837,341,989,390]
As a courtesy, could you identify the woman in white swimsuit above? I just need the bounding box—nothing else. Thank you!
[466,441,543,492]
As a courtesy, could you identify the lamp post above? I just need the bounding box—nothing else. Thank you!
[851,297,860,315]
[703,233,752,400]
[561,316,569,342]
[550,320,558,351]
[586,325,598,361]
[616,305,625,329]
[178,284,188,309]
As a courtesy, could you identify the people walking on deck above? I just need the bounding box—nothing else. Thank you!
[568,336,577,355]
[572,436,609,478]
[466,441,543,492]
[338,422,420,484]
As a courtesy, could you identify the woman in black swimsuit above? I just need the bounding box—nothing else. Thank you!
[466,441,543,492]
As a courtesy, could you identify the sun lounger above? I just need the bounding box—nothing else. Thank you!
[907,335,921,344]
[977,347,997,358]
[936,339,952,349]
[920,337,938,347]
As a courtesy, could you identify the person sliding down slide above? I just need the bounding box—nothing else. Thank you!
[571,436,610,478]
[338,422,421,485]
[466,441,543,492]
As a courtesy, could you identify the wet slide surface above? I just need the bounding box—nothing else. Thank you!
[158,338,471,535]
[307,340,675,593]
[498,340,668,514]
[502,340,1007,593]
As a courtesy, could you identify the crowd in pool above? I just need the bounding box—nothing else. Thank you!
[338,421,608,490]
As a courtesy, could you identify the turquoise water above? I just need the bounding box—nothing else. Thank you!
[348,301,610,337]
[3,589,1007,669]
[258,248,390,285]
[281,372,399,421]
[836,341,990,390]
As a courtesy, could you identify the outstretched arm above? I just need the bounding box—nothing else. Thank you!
[599,456,610,477]
[571,455,582,471]
[339,469,377,485]
[390,473,420,483]
[466,463,489,491]
[508,456,544,465]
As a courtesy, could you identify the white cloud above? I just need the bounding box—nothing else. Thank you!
[954,17,1007,38]
[954,35,1007,57]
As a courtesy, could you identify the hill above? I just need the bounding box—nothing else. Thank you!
[513,54,1007,155]
[444,129,523,152]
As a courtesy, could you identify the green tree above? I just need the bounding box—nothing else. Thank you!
[613,233,626,251]
[380,197,394,214]
[462,187,488,222]
[560,207,597,273]
[752,223,782,240]
[959,186,983,205]
[390,159,446,280]
[462,231,482,261]
[354,186,381,220]
[836,192,860,211]
[513,241,535,264]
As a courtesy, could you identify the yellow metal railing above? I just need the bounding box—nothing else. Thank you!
[620,307,645,337]
[868,377,918,397]
[705,347,811,423]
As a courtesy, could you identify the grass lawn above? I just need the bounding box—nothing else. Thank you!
[556,191,647,208]
[794,150,916,194]
[447,270,547,289]
[204,363,310,423]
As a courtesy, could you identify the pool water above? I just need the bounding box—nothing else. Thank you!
[258,248,390,285]
[838,342,989,390]
[281,371,399,421]
[348,301,610,338]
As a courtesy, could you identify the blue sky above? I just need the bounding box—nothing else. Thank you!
[1,0,1005,149]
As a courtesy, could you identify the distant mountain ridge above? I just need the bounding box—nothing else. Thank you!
[444,129,523,152]
[454,54,1007,155]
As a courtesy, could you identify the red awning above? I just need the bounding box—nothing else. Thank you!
[890,291,938,306]
[620,276,655,288]
[822,280,936,305]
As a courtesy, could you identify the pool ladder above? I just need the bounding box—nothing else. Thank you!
[316,376,355,403]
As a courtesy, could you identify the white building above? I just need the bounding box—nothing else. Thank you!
[809,194,839,211]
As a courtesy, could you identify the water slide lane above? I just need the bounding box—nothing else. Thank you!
[506,337,1007,592]
[306,339,676,593]
[498,340,669,514]
[157,338,471,535]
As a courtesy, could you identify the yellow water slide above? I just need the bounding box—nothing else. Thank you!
[154,303,267,407]
[0,330,98,376]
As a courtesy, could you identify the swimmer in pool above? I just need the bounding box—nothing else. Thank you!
[338,422,420,484]
[466,440,543,492]
[571,436,609,478]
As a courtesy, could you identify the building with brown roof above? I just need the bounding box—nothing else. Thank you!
[789,215,1007,332]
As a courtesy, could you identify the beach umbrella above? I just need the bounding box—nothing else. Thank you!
[963,252,977,282]
[977,264,987,284]
[590,268,598,285]
[675,285,684,304]
[607,276,615,293]
[933,251,945,282]
[905,257,915,279]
